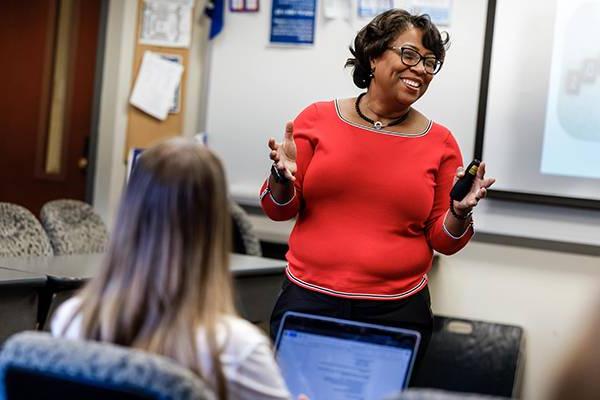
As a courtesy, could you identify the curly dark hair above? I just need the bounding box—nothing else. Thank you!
[345,9,450,89]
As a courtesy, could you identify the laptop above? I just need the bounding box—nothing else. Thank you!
[274,312,421,400]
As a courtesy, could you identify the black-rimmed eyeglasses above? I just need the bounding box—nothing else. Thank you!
[387,46,443,75]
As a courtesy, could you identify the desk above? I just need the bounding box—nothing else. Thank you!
[0,254,103,289]
[0,253,285,283]
[0,268,46,343]
[0,253,286,327]
[230,254,286,324]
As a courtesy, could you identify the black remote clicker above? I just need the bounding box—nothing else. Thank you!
[450,159,480,201]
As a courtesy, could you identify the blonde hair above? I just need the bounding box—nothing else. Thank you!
[68,138,235,399]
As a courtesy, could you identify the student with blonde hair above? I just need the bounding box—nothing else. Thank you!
[51,138,291,400]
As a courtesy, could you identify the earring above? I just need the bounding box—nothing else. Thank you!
[369,68,375,78]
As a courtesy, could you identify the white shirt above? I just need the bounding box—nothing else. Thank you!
[51,298,292,400]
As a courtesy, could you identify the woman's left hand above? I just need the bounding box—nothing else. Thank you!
[452,162,496,216]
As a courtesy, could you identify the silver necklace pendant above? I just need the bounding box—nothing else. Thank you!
[374,121,383,130]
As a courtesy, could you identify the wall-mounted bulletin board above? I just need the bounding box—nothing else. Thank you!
[125,0,195,157]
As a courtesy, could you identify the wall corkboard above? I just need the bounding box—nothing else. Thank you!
[125,0,191,157]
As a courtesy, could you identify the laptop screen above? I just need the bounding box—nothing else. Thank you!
[275,312,420,400]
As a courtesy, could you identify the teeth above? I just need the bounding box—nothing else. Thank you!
[402,79,421,88]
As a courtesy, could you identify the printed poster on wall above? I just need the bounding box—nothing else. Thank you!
[406,0,452,27]
[357,0,393,18]
[270,0,316,46]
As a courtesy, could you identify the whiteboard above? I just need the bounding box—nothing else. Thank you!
[478,0,600,207]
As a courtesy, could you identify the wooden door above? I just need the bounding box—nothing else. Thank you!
[0,0,103,215]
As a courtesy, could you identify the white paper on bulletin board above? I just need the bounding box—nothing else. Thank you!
[130,51,184,120]
[139,0,193,48]
[406,0,452,27]
[357,0,394,18]
[323,0,351,20]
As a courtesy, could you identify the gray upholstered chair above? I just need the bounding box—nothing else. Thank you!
[40,199,108,255]
[0,331,215,400]
[0,202,53,257]
[229,200,262,257]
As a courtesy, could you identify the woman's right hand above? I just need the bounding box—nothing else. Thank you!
[268,122,297,182]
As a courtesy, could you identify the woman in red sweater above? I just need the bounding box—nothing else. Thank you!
[261,9,495,363]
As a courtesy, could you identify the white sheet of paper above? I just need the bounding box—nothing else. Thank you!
[129,51,184,121]
[357,0,393,18]
[246,0,259,10]
[231,0,244,11]
[139,0,193,48]
[393,0,407,9]
[159,0,194,6]
[323,0,351,19]
[406,0,452,26]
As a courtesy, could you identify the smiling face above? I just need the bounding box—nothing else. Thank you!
[370,26,436,107]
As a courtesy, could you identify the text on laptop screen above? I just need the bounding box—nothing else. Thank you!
[276,323,416,400]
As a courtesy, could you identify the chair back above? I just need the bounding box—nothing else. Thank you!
[40,199,108,255]
[229,200,262,256]
[0,203,53,257]
[0,331,215,400]
[411,315,524,398]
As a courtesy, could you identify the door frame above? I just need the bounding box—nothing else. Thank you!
[85,0,109,203]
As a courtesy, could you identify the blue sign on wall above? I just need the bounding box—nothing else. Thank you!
[270,0,316,45]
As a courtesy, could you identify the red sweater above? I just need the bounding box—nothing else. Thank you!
[260,101,473,300]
